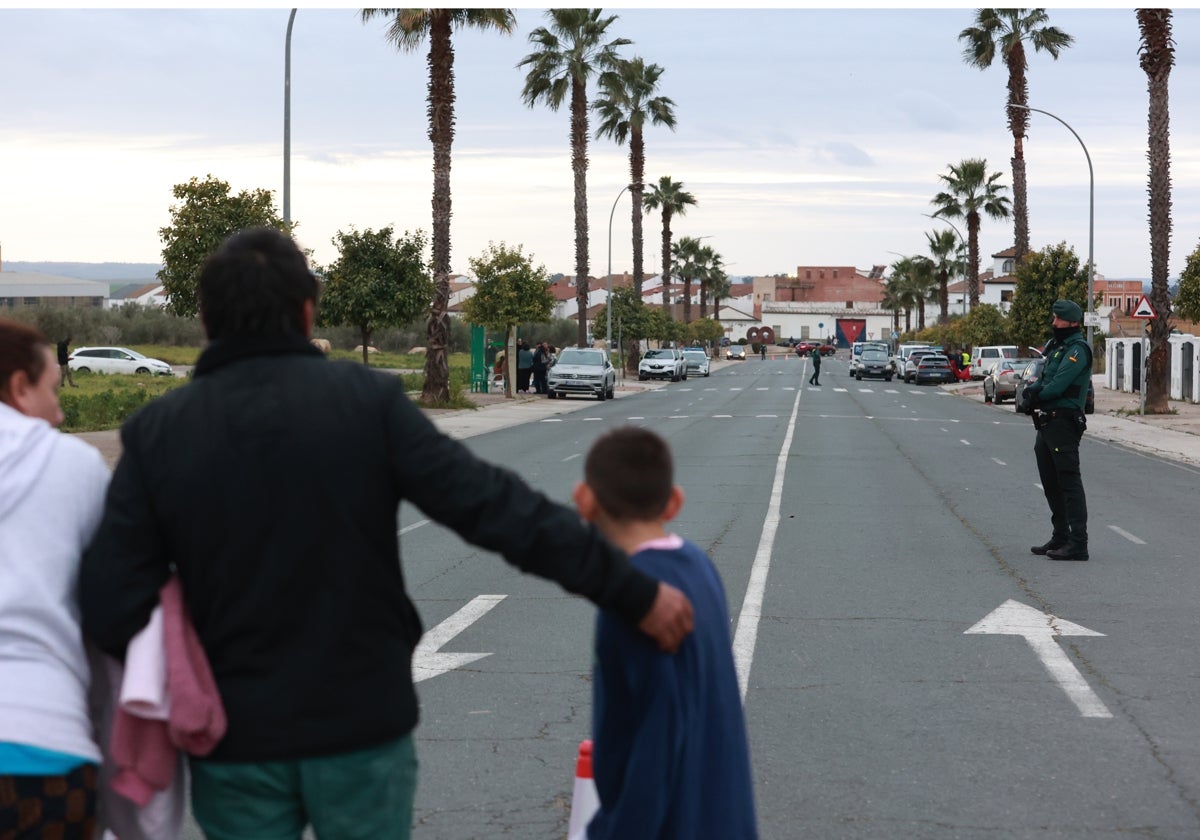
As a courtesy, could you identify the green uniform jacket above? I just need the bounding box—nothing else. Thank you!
[1038,330,1091,411]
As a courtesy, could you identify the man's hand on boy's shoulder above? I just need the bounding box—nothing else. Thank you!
[638,583,694,653]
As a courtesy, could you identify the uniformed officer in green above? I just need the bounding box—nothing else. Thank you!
[1026,299,1092,561]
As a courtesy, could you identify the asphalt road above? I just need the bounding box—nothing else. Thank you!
[178,354,1200,839]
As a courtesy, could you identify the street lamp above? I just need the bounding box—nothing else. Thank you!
[283,9,297,227]
[606,184,631,356]
[1010,104,1095,351]
[922,213,968,316]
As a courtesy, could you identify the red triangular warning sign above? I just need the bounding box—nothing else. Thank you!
[1132,295,1157,319]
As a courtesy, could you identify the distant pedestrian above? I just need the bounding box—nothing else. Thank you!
[517,339,534,394]
[759,344,767,361]
[532,342,551,394]
[574,427,758,840]
[808,347,822,386]
[57,336,77,388]
[1026,299,1092,562]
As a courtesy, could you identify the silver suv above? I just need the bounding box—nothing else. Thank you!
[547,347,616,401]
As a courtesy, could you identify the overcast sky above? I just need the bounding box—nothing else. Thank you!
[2,5,1198,281]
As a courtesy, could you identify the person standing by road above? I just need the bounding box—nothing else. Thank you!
[79,228,693,840]
[1025,299,1092,562]
[57,336,77,388]
[759,343,767,361]
[517,339,534,393]
[532,341,551,395]
[807,346,822,386]
[0,319,110,838]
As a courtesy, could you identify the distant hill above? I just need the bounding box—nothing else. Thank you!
[3,261,161,282]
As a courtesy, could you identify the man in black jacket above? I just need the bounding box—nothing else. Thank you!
[80,228,693,840]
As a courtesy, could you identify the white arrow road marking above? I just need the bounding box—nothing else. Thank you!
[960,439,972,446]
[965,599,1112,718]
[1108,525,1146,544]
[412,595,506,684]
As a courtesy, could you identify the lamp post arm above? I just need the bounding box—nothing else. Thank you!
[284,9,297,228]
[1012,103,1095,349]
[606,184,631,353]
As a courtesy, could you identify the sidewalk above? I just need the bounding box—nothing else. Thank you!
[943,374,1200,468]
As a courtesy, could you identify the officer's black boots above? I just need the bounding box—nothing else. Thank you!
[1030,537,1068,556]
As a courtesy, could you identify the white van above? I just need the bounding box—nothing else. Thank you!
[969,345,1018,380]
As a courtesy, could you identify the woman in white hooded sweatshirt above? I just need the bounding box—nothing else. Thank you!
[0,318,110,838]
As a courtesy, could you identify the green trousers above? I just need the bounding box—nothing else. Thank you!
[190,735,417,840]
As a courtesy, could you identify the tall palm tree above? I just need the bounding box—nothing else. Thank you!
[519,9,630,348]
[696,245,723,319]
[593,57,677,300]
[670,235,704,323]
[1139,8,1174,414]
[643,175,697,289]
[925,229,964,325]
[931,158,1012,309]
[891,256,938,332]
[362,8,516,405]
[885,266,919,334]
[960,9,1073,266]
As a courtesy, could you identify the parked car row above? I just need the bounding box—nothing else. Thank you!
[1009,357,1096,415]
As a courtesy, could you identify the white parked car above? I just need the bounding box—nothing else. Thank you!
[68,346,174,376]
[638,348,686,382]
[681,348,711,377]
[547,347,615,401]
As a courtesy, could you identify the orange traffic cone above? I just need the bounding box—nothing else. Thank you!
[566,739,599,840]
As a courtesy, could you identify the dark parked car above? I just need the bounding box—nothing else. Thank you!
[1014,358,1095,415]
[855,348,892,381]
[725,344,747,361]
[913,353,955,385]
[902,349,938,383]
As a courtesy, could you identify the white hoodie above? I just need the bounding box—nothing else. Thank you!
[0,401,110,761]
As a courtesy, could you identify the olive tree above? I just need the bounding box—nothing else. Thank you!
[461,242,555,397]
[158,175,288,318]
[317,227,433,366]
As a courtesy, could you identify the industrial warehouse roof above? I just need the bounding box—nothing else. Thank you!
[0,271,109,298]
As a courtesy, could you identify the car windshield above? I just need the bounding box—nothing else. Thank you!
[861,350,887,361]
[683,350,707,360]
[557,350,603,366]
[644,350,674,359]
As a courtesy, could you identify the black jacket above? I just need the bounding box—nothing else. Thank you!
[81,336,658,761]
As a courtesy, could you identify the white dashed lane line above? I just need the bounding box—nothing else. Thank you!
[991,457,1007,466]
[1108,525,1147,545]
[561,453,582,462]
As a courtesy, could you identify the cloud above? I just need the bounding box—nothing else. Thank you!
[811,142,875,168]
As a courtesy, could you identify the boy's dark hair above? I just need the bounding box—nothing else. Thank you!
[0,318,51,403]
[199,227,318,340]
[584,427,674,521]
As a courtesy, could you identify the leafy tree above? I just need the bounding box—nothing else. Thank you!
[955,303,1010,350]
[158,175,287,318]
[593,56,677,299]
[643,175,697,289]
[1175,241,1200,324]
[520,9,630,348]
[1139,8,1175,413]
[686,317,725,347]
[317,227,432,366]
[362,8,517,406]
[1007,241,1088,353]
[931,159,1012,308]
[461,242,554,397]
[959,9,1073,264]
